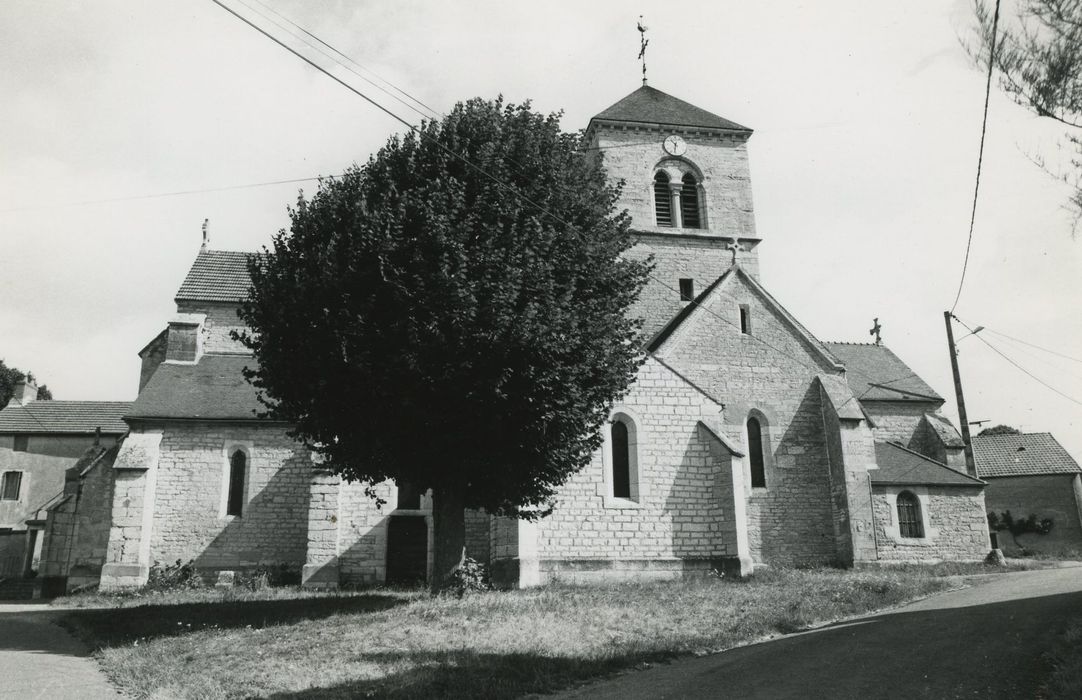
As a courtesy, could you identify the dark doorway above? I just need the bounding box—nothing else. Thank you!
[386,515,428,585]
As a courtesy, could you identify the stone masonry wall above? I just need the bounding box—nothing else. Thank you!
[872,486,989,561]
[864,401,941,445]
[533,358,736,567]
[337,479,398,585]
[658,272,841,565]
[149,423,310,570]
[983,474,1082,555]
[176,302,248,355]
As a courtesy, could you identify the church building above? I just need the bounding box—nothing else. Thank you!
[38,85,993,592]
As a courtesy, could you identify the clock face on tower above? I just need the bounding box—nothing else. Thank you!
[663,134,687,156]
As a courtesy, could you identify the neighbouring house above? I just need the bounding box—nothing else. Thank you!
[41,84,993,594]
[973,432,1082,555]
[0,376,128,586]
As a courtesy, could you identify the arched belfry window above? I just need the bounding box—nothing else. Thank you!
[747,417,766,488]
[227,449,247,517]
[611,420,631,498]
[681,173,701,229]
[654,171,673,227]
[897,491,924,538]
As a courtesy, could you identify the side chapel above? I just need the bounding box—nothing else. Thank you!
[38,85,993,592]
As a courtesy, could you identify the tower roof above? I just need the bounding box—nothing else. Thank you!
[590,86,751,132]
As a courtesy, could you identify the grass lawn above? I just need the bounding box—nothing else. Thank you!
[1041,617,1082,699]
[59,563,1030,699]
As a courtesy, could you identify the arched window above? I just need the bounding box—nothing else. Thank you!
[654,171,673,227]
[747,417,766,488]
[226,449,247,517]
[896,491,924,538]
[681,173,701,229]
[611,420,631,498]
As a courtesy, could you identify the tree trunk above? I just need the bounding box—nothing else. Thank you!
[430,487,466,594]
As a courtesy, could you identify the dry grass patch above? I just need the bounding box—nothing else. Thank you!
[61,566,1000,699]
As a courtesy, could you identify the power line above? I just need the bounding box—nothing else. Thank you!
[955,317,1082,407]
[977,324,1082,365]
[0,176,323,214]
[951,0,1002,314]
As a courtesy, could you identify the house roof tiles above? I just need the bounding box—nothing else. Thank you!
[972,433,1081,477]
[823,342,943,403]
[871,441,984,486]
[0,401,131,435]
[590,86,752,132]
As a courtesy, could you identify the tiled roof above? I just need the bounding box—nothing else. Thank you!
[823,342,943,403]
[590,86,752,132]
[0,401,131,435]
[871,441,984,487]
[175,249,263,303]
[972,433,1081,478]
[922,412,964,448]
[127,354,274,421]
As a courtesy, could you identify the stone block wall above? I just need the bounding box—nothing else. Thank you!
[176,302,249,355]
[40,452,117,589]
[871,485,989,561]
[864,401,941,445]
[148,423,310,571]
[982,474,1082,555]
[337,479,398,585]
[657,272,842,565]
[528,358,738,573]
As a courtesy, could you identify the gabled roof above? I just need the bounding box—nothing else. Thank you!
[590,86,752,133]
[972,433,1081,478]
[871,441,984,487]
[823,342,943,403]
[127,354,272,422]
[647,265,843,372]
[922,412,964,448]
[175,249,262,304]
[0,401,131,435]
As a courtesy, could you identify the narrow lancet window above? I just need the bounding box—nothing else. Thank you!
[747,417,766,488]
[612,420,632,498]
[654,172,673,227]
[227,450,246,517]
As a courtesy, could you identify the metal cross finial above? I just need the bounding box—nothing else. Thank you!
[637,16,649,86]
[726,238,742,266]
[201,218,210,250]
[869,317,882,345]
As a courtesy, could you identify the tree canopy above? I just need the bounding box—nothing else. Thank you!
[0,360,52,406]
[972,0,1082,224]
[237,97,652,587]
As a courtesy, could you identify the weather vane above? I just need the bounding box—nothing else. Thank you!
[637,16,649,86]
[869,317,882,345]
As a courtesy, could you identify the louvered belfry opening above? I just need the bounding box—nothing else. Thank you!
[681,173,701,228]
[654,171,673,227]
[897,491,924,538]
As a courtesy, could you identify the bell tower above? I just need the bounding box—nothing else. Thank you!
[584,85,759,336]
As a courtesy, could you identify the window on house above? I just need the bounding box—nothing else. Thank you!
[747,417,766,488]
[611,420,632,499]
[679,278,695,301]
[12,435,28,452]
[654,172,673,227]
[681,173,701,229]
[897,491,924,538]
[1,472,22,501]
[226,450,246,517]
[739,305,750,334]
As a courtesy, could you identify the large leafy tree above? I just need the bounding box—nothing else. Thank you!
[0,360,52,406]
[971,0,1082,225]
[237,98,652,590]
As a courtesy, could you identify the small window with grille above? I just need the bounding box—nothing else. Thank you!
[654,172,673,227]
[681,173,701,229]
[1,472,22,501]
[896,491,924,538]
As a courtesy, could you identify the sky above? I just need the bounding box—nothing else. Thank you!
[2,1,1081,459]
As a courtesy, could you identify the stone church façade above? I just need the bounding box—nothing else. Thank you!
[37,85,993,592]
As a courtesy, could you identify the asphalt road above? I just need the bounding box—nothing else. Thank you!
[557,566,1082,699]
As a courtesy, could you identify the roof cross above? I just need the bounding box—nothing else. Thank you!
[869,317,882,345]
[727,238,742,266]
[637,17,649,86]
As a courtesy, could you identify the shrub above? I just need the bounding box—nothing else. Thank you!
[146,560,202,591]
[443,557,490,597]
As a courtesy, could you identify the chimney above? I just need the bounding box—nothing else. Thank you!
[8,373,37,407]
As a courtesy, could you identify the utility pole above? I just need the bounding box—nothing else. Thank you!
[944,311,977,477]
